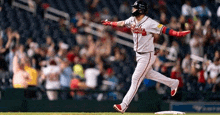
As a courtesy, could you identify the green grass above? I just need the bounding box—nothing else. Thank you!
[0,113,220,115]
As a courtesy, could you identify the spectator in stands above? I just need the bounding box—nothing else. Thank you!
[86,0,99,13]
[171,62,184,89]
[12,54,30,88]
[25,38,33,53]
[204,77,214,91]
[73,63,84,79]
[13,31,21,47]
[160,12,168,25]
[80,51,89,65]
[46,47,59,62]
[154,48,167,71]
[119,1,130,15]
[16,45,26,59]
[4,31,20,73]
[102,68,118,90]
[178,15,187,31]
[57,42,69,60]
[0,32,12,54]
[32,47,46,70]
[182,54,191,79]
[6,45,16,74]
[60,60,72,100]
[59,18,67,33]
[158,0,167,13]
[197,65,206,91]
[212,80,220,92]
[203,25,216,60]
[2,28,13,46]
[104,68,118,100]
[193,3,212,18]
[93,12,101,23]
[0,57,10,87]
[24,57,38,99]
[86,35,96,57]
[205,58,220,84]
[214,51,220,61]
[27,41,39,58]
[41,60,61,100]
[217,6,220,18]
[156,65,170,95]
[214,29,220,51]
[100,7,111,20]
[95,32,112,57]
[79,60,100,89]
[167,41,179,61]
[181,0,193,17]
[43,36,55,49]
[182,54,191,74]
[112,47,126,62]
[70,75,85,99]
[190,33,204,57]
[84,11,91,21]
[67,47,78,64]
[188,64,198,91]
[70,23,78,35]
[168,17,178,30]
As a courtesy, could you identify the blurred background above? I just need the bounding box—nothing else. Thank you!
[0,0,220,113]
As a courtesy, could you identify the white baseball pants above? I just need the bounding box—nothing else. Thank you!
[121,52,177,111]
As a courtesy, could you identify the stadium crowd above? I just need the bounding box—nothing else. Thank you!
[0,0,220,101]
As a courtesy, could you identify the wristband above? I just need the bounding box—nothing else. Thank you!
[111,22,117,27]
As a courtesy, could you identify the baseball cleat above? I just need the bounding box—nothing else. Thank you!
[113,104,124,113]
[171,80,179,97]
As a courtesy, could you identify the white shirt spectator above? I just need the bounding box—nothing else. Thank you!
[193,5,212,17]
[119,2,130,14]
[42,65,61,89]
[85,68,100,89]
[167,41,179,61]
[42,65,61,100]
[217,6,220,17]
[205,63,220,79]
[190,37,204,57]
[182,56,191,73]
[182,3,193,16]
[167,46,178,61]
[101,8,111,20]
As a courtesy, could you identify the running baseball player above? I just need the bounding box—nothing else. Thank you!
[102,0,191,113]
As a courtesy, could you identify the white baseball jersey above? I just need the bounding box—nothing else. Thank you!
[124,16,163,52]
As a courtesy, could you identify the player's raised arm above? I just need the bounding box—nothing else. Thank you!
[102,20,125,27]
[150,18,191,37]
[161,26,191,37]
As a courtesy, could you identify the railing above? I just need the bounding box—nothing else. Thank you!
[12,0,36,15]
[44,7,70,26]
[1,87,220,101]
[0,87,129,101]
[11,0,70,27]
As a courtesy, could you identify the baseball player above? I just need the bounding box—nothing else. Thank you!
[102,0,191,113]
